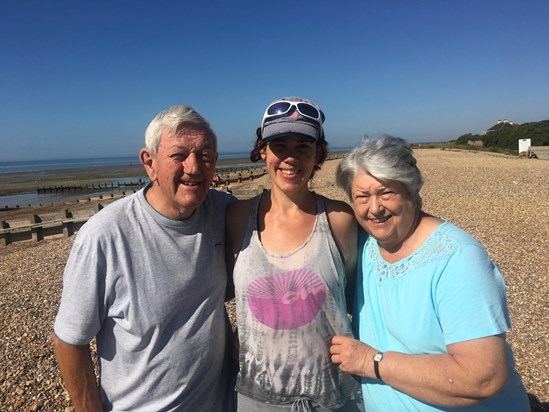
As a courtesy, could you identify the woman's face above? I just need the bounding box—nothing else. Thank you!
[351,169,418,252]
[261,136,318,193]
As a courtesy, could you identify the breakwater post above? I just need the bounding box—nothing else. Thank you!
[37,181,145,193]
[0,220,9,247]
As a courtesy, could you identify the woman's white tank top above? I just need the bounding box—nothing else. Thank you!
[233,193,362,408]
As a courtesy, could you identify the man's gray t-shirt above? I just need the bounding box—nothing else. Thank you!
[54,188,235,411]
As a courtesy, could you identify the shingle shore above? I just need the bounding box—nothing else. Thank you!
[0,149,547,410]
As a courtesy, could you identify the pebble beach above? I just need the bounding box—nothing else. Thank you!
[0,149,547,411]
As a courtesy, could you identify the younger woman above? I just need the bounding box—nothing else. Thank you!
[226,97,363,411]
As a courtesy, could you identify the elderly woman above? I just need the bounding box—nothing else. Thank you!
[330,136,529,411]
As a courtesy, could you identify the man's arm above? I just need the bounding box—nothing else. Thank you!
[52,334,102,412]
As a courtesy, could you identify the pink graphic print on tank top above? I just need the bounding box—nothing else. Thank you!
[247,269,327,329]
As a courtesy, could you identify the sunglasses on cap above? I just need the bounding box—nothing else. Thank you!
[262,100,325,130]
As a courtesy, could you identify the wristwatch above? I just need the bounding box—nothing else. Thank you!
[373,352,384,381]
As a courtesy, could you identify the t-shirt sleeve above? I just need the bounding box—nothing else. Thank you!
[435,241,511,346]
[54,231,106,345]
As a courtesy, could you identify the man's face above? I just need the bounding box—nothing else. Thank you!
[140,124,218,219]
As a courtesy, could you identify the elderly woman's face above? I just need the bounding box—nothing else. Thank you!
[351,169,418,252]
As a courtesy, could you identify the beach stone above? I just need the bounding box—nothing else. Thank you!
[0,149,546,411]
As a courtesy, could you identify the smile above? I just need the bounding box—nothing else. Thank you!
[367,215,391,223]
[181,181,199,186]
[279,168,300,176]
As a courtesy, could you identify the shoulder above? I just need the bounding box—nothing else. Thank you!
[321,195,354,215]
[320,195,356,231]
[198,190,237,221]
[441,221,482,247]
[184,190,237,229]
[72,194,147,251]
[205,189,237,207]
[226,197,255,226]
[319,195,357,252]
[225,196,258,255]
[434,221,486,261]
[80,193,138,232]
[434,222,503,287]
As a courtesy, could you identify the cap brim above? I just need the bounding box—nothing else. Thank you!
[262,120,321,143]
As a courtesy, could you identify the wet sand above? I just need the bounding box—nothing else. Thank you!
[0,157,252,196]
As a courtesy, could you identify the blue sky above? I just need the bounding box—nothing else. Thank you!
[1,0,548,161]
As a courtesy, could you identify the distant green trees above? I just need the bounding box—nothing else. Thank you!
[455,120,549,149]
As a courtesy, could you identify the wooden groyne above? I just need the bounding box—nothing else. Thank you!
[0,205,102,247]
[0,186,265,247]
[213,166,266,187]
[36,181,145,193]
[33,165,269,194]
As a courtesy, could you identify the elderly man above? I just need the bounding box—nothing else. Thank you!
[53,105,236,411]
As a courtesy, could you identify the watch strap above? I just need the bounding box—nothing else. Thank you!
[373,352,383,381]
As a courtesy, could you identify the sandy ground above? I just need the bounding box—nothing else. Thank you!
[0,149,547,410]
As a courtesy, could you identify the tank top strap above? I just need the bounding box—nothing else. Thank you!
[247,194,262,231]
[243,193,331,256]
[314,193,330,231]
[314,193,346,265]
[240,194,262,250]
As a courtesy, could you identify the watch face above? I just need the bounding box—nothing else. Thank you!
[374,353,383,361]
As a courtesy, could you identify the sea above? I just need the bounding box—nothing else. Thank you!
[0,152,253,208]
[0,152,253,174]
[0,149,351,209]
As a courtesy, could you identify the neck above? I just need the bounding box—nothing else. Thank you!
[144,185,195,220]
[267,187,316,215]
[379,209,423,258]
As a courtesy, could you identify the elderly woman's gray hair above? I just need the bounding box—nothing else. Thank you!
[336,135,424,207]
[145,105,217,155]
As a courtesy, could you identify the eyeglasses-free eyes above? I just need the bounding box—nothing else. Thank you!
[262,100,325,131]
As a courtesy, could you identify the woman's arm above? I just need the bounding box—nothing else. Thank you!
[330,333,509,408]
[324,198,358,313]
[224,200,252,301]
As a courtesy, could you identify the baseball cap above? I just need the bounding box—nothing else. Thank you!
[261,96,325,143]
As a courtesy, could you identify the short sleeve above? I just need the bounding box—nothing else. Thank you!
[435,242,510,345]
[54,230,106,345]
